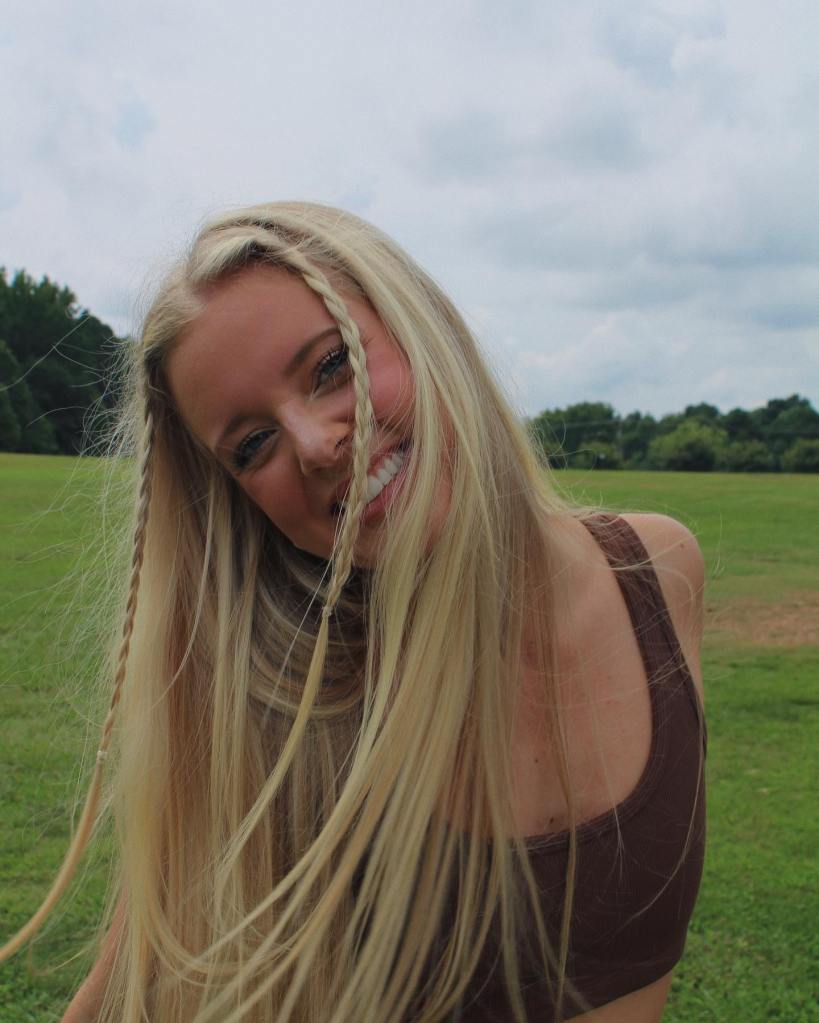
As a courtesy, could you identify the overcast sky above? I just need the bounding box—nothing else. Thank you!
[3,0,817,417]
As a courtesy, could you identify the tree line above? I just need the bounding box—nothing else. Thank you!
[528,397,819,472]
[1,266,817,471]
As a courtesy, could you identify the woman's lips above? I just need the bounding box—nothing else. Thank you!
[330,442,409,521]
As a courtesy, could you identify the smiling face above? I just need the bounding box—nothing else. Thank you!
[165,264,446,565]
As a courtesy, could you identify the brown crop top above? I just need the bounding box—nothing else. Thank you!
[449,514,707,1021]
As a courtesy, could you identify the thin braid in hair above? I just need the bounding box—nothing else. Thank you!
[194,222,375,611]
[100,407,155,752]
[178,233,378,890]
[282,248,374,610]
[0,401,155,961]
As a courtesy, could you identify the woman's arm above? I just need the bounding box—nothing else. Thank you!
[60,898,124,1023]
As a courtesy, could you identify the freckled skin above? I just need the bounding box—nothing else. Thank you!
[165,266,447,565]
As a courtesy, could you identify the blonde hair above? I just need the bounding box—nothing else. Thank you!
[3,202,582,1021]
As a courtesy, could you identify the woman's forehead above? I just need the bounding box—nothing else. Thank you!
[165,272,332,429]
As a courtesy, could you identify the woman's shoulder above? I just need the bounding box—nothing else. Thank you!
[616,513,706,702]
[513,511,704,837]
[617,512,703,572]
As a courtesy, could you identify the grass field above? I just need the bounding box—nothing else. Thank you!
[1,453,817,1021]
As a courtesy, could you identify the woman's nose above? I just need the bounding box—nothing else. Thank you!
[288,414,349,476]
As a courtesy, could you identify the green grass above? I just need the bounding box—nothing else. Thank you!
[559,468,819,602]
[0,455,118,1021]
[1,455,817,1021]
[561,469,819,1022]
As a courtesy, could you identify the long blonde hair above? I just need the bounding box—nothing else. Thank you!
[4,203,582,1021]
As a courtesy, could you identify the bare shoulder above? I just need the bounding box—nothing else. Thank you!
[619,513,705,701]
[619,513,705,588]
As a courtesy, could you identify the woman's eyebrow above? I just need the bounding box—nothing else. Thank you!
[213,326,343,454]
[283,326,341,376]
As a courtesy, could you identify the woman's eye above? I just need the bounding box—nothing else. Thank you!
[233,430,275,471]
[315,346,349,389]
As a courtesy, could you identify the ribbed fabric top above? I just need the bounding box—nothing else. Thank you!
[452,514,707,1021]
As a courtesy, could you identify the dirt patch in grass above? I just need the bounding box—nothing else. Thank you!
[707,591,819,647]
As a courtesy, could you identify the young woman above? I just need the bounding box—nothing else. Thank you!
[3,202,706,1022]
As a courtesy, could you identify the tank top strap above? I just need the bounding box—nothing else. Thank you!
[581,513,705,738]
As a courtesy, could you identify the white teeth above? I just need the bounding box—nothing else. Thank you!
[365,448,405,503]
[337,447,407,512]
[366,475,383,501]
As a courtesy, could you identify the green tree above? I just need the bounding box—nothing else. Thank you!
[0,268,119,454]
[719,440,776,473]
[745,398,819,463]
[722,407,763,443]
[768,403,819,448]
[648,421,726,471]
[750,394,810,429]
[683,402,721,424]
[0,387,21,449]
[656,411,684,436]
[570,440,622,470]
[0,337,58,453]
[782,439,819,473]
[530,402,620,468]
[620,411,657,466]
[528,410,568,467]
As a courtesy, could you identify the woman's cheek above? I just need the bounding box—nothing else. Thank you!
[368,357,415,429]
[242,472,299,535]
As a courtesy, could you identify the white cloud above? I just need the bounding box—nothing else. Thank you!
[1,0,817,417]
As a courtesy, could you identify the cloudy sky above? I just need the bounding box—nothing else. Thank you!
[3,0,817,417]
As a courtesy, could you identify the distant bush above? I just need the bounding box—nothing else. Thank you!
[647,421,726,472]
[719,440,777,473]
[570,441,623,470]
[782,439,819,473]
